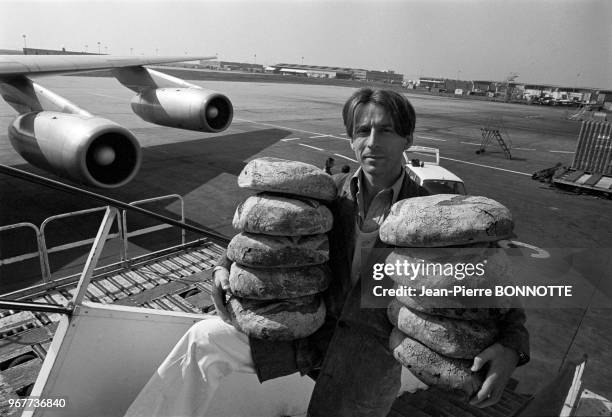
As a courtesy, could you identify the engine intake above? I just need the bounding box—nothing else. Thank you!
[130,88,233,132]
[9,111,141,188]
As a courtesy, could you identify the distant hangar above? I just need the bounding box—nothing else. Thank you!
[265,63,404,83]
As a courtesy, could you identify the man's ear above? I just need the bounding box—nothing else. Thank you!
[405,135,413,149]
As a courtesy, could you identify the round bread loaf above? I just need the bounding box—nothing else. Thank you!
[394,294,508,321]
[379,194,513,247]
[227,294,326,341]
[385,245,509,291]
[227,232,329,267]
[387,299,498,359]
[390,327,484,397]
[238,157,337,201]
[229,263,330,300]
[233,194,333,236]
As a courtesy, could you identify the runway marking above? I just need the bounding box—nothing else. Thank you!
[299,143,324,151]
[417,135,447,142]
[549,150,575,154]
[334,153,358,163]
[440,156,531,176]
[498,240,550,259]
[309,134,329,138]
[234,118,349,140]
[514,147,537,151]
[236,118,530,176]
[281,137,302,142]
[460,141,482,146]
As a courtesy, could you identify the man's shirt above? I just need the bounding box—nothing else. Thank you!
[349,168,405,286]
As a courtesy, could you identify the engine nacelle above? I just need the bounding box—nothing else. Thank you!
[130,88,233,133]
[9,111,141,188]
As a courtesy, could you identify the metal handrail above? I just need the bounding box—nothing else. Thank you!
[0,164,229,313]
[0,222,47,277]
[3,195,188,283]
[0,164,230,246]
[122,194,185,260]
[40,206,122,281]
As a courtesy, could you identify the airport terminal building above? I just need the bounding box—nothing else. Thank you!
[266,63,404,83]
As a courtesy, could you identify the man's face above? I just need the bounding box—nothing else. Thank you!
[350,102,412,183]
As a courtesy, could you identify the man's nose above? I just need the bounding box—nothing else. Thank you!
[365,128,381,147]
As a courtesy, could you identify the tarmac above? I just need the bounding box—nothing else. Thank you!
[0,75,610,401]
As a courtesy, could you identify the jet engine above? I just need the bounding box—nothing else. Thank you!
[130,88,233,132]
[9,111,141,188]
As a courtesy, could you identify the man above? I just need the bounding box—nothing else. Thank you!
[324,157,335,175]
[126,88,529,417]
[331,164,351,188]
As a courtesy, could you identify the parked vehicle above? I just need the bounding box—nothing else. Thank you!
[403,146,467,195]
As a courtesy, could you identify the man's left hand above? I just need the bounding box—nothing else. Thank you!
[469,342,519,408]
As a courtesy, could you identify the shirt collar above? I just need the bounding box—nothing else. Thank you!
[349,167,405,204]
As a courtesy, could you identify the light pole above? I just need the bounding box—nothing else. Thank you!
[130,48,133,56]
[85,44,88,53]
[254,54,256,64]
[22,34,27,52]
[97,42,100,54]
[104,46,107,54]
[156,48,158,56]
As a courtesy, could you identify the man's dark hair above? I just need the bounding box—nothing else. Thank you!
[342,88,416,139]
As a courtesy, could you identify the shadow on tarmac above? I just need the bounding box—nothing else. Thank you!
[0,128,290,293]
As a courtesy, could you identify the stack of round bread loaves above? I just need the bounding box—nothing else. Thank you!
[225,157,336,341]
[379,194,514,398]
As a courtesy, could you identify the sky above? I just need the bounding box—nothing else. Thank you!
[1,0,611,88]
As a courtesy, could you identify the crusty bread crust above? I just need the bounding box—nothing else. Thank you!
[229,263,330,300]
[233,193,333,236]
[380,194,513,247]
[227,232,329,267]
[387,299,497,359]
[227,294,326,341]
[238,157,337,201]
[390,327,484,398]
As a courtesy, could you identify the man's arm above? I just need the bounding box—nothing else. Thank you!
[469,308,529,408]
[211,251,232,322]
[496,308,530,365]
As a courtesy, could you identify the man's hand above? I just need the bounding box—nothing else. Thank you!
[211,267,231,323]
[469,342,519,408]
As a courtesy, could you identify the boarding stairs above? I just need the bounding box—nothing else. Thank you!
[478,127,512,159]
[0,165,228,413]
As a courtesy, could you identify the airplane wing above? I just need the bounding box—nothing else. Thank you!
[0,54,232,189]
[0,54,217,78]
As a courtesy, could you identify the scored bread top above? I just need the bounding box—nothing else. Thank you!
[380,194,513,247]
[238,157,337,201]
